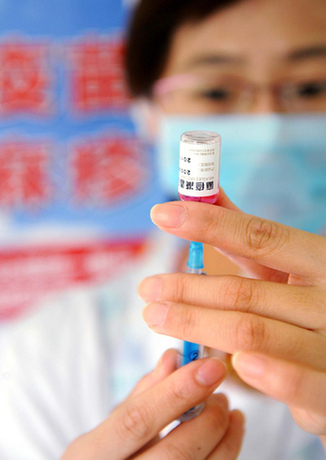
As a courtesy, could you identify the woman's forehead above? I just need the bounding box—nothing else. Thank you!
[162,0,326,77]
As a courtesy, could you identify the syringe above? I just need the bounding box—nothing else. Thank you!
[178,130,221,421]
[178,241,206,422]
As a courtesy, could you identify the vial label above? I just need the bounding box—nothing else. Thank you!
[178,142,220,197]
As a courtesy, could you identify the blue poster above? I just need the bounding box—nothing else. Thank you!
[0,0,165,318]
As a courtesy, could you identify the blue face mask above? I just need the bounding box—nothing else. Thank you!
[156,114,326,235]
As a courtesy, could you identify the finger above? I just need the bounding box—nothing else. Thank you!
[216,189,291,282]
[214,189,286,281]
[110,349,178,456]
[87,357,227,460]
[208,409,245,460]
[290,406,326,436]
[139,274,325,330]
[206,187,289,281]
[216,247,289,283]
[129,349,179,398]
[138,394,230,460]
[142,301,326,371]
[232,352,326,419]
[150,201,326,281]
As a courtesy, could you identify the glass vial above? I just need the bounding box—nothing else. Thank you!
[178,130,221,203]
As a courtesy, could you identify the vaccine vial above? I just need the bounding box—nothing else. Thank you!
[179,131,221,203]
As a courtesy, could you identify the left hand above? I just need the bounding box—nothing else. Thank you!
[62,349,244,460]
[138,191,326,446]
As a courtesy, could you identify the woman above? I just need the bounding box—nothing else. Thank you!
[130,0,326,457]
[66,0,326,457]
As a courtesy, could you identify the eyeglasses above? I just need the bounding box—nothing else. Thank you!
[152,72,326,114]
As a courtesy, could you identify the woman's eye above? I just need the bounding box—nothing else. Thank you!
[199,88,231,100]
[297,81,326,98]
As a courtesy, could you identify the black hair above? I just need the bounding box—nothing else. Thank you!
[125,0,240,97]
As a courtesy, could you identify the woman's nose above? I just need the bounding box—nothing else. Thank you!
[249,88,283,114]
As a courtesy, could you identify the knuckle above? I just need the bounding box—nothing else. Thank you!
[174,275,187,303]
[205,397,229,431]
[163,444,196,460]
[203,206,220,239]
[219,422,242,457]
[164,379,190,409]
[223,276,256,313]
[234,315,267,352]
[177,305,195,337]
[118,402,152,443]
[244,217,289,256]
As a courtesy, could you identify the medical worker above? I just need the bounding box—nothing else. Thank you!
[130,0,326,458]
[66,0,326,457]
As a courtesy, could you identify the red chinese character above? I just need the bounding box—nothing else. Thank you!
[71,136,147,202]
[0,139,51,206]
[70,37,130,112]
[0,39,53,115]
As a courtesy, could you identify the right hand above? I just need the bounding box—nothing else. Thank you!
[61,349,245,459]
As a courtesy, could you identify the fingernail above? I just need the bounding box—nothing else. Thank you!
[138,276,162,302]
[151,203,187,228]
[195,358,227,387]
[231,352,266,379]
[142,302,168,327]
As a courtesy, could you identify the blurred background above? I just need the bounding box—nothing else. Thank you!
[0,0,162,321]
